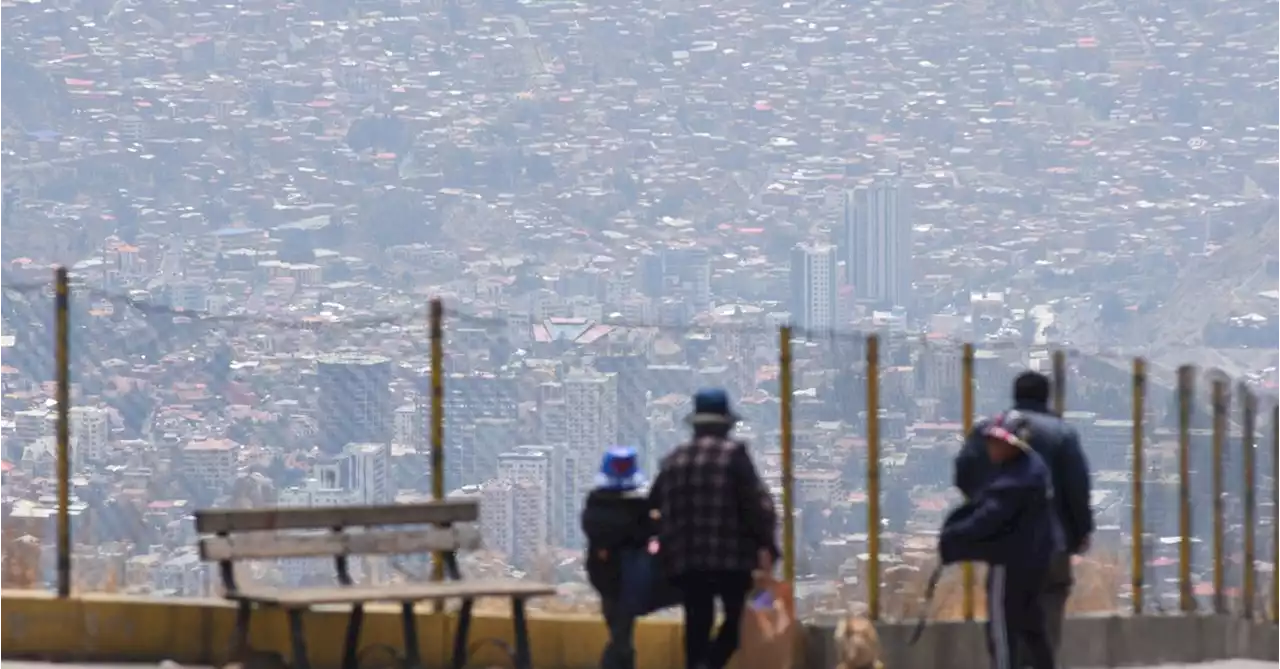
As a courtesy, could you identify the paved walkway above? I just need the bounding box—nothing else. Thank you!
[3,661,1276,669]
[1118,665,1275,669]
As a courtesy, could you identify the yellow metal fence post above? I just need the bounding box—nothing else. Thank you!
[1131,358,1146,615]
[429,298,446,591]
[866,335,881,622]
[961,343,976,621]
[1051,349,1067,417]
[1241,385,1256,620]
[1210,378,1228,614]
[778,326,796,608]
[55,267,71,598]
[1176,365,1194,614]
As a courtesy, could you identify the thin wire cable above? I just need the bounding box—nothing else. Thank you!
[78,286,420,329]
[442,304,1143,365]
[3,279,426,330]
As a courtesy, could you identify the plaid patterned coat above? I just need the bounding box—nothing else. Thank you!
[650,434,779,576]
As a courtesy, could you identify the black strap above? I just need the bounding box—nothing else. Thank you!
[908,564,946,646]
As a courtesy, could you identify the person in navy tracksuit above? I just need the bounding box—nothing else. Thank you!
[955,372,1094,659]
[940,411,1064,669]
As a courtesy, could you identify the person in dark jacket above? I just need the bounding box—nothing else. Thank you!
[954,371,1094,659]
[582,447,657,669]
[941,412,1064,669]
[650,389,779,669]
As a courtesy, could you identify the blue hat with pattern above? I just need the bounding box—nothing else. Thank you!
[595,446,646,490]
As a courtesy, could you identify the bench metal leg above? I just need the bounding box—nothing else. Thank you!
[400,603,422,669]
[450,598,474,669]
[287,609,311,669]
[231,602,253,661]
[511,598,532,669]
[341,604,364,669]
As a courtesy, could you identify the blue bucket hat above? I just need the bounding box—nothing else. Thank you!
[595,446,647,490]
[685,388,740,426]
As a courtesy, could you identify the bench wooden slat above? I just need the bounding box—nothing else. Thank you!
[229,579,558,606]
[199,525,483,561]
[195,500,479,534]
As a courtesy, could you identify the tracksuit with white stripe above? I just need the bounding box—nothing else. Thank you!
[939,449,1064,669]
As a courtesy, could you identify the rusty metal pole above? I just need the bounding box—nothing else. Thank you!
[865,335,881,621]
[779,326,796,607]
[961,343,976,621]
[1131,357,1146,615]
[1176,365,1195,614]
[55,267,71,598]
[1241,386,1257,620]
[1210,378,1228,614]
[429,299,446,592]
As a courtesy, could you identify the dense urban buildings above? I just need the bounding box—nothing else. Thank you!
[0,0,1277,616]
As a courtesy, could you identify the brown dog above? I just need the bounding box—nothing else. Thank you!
[833,615,883,669]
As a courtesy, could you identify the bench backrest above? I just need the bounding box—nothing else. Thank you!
[195,500,482,562]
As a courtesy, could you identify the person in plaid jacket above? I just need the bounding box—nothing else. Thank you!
[650,388,780,669]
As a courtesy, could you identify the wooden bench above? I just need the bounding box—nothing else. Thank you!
[195,500,556,669]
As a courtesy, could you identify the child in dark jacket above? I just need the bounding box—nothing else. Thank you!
[940,412,1064,669]
[581,447,659,669]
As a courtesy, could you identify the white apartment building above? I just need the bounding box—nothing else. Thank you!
[498,449,553,550]
[510,481,548,568]
[789,242,838,333]
[392,404,420,447]
[563,372,618,457]
[479,480,516,556]
[506,445,565,546]
[179,439,237,492]
[497,449,551,486]
[13,409,53,444]
[562,372,617,548]
[795,469,843,506]
[70,406,110,463]
[158,551,216,597]
[344,442,393,505]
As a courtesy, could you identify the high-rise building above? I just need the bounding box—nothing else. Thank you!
[789,242,838,333]
[562,372,617,547]
[70,406,110,463]
[498,449,551,487]
[594,354,650,458]
[842,178,913,309]
[392,404,421,448]
[505,445,567,546]
[510,481,548,568]
[470,417,518,484]
[436,374,519,489]
[637,251,665,298]
[343,442,393,505]
[563,372,618,456]
[280,442,391,507]
[479,480,516,556]
[317,354,393,453]
[473,477,547,568]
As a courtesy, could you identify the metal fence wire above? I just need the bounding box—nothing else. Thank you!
[1,272,1276,623]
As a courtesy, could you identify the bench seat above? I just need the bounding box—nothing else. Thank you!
[229,579,558,607]
[195,501,552,669]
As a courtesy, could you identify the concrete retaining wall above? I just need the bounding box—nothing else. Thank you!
[803,615,1279,669]
[3,592,1276,668]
